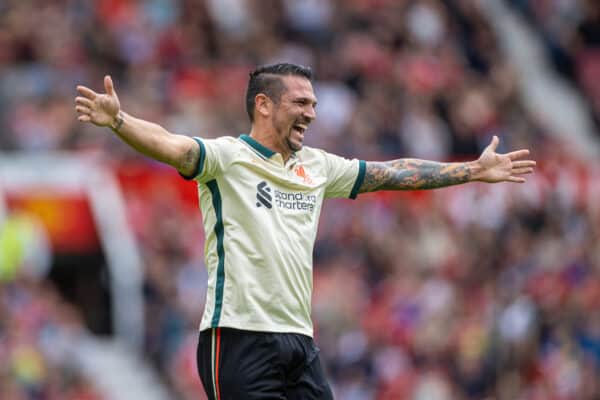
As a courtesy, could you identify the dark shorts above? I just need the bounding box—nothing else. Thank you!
[196,327,334,400]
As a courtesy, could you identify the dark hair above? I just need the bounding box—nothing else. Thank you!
[245,63,313,122]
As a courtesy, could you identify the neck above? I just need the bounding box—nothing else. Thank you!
[249,125,293,162]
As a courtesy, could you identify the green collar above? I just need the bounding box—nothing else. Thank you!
[240,134,276,158]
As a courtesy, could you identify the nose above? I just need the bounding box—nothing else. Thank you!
[303,105,316,122]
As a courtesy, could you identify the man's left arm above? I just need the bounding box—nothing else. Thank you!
[359,136,536,193]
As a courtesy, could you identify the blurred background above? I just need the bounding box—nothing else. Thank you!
[1,0,600,399]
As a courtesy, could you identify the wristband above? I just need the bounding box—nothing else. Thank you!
[111,112,124,132]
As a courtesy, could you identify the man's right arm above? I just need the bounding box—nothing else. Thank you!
[109,111,200,177]
[75,75,200,177]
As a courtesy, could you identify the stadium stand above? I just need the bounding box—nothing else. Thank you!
[1,0,599,398]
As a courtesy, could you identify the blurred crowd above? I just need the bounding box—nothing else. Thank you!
[1,0,600,399]
[0,277,101,400]
[0,214,101,399]
[508,0,600,133]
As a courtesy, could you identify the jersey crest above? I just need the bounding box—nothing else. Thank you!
[294,165,313,184]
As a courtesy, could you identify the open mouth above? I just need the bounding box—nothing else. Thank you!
[292,124,307,135]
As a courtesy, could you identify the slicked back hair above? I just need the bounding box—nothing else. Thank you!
[246,63,313,122]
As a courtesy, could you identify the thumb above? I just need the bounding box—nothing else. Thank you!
[104,75,115,96]
[487,135,499,152]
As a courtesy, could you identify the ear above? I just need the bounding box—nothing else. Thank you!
[255,93,272,119]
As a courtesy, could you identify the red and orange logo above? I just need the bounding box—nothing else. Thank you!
[294,165,313,184]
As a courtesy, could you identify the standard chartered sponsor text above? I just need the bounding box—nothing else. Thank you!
[274,189,316,212]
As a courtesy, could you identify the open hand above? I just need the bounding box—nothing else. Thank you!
[75,75,120,128]
[473,136,536,183]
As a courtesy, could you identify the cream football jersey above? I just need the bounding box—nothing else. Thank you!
[185,134,365,337]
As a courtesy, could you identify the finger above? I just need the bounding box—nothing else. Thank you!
[77,85,98,100]
[507,176,526,183]
[486,135,500,152]
[512,160,536,168]
[506,149,530,160]
[78,115,91,122]
[75,96,93,108]
[104,75,115,96]
[75,105,91,114]
[511,167,534,175]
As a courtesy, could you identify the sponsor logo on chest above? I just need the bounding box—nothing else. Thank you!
[255,181,316,212]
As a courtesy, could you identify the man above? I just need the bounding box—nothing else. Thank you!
[75,63,535,399]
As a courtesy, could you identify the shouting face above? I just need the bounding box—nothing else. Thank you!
[270,75,317,153]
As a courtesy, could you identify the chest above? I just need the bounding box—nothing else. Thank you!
[238,158,324,207]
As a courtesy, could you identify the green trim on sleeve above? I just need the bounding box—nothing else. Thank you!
[180,137,206,180]
[349,160,366,199]
[207,180,225,327]
[240,134,276,158]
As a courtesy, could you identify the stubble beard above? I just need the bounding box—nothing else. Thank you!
[273,114,302,154]
[287,135,302,152]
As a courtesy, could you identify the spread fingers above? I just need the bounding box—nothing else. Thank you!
[76,105,91,114]
[511,167,534,175]
[75,96,93,108]
[512,160,536,168]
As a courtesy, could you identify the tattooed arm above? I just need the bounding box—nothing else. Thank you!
[75,75,200,177]
[359,136,536,193]
[360,159,475,192]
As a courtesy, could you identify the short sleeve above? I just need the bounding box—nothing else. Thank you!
[323,152,366,199]
[180,136,234,183]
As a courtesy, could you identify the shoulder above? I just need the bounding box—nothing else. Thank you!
[204,135,240,145]
[298,146,357,166]
[296,146,351,177]
[296,145,331,162]
[194,136,246,170]
[199,135,245,153]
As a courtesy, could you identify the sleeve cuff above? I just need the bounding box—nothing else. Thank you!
[179,137,206,180]
[349,160,366,199]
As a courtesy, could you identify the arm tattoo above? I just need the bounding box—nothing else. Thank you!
[180,141,200,176]
[359,159,472,193]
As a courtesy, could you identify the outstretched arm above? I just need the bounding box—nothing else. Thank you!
[359,136,535,193]
[74,76,200,177]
